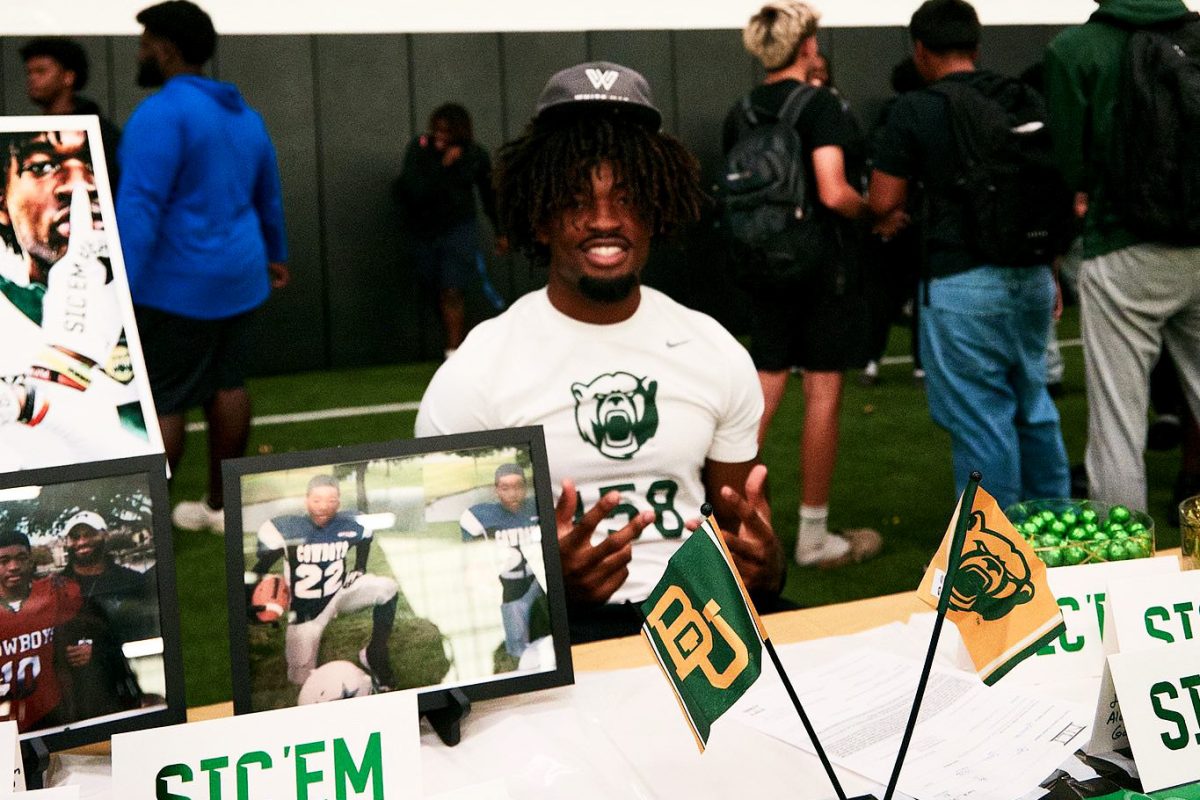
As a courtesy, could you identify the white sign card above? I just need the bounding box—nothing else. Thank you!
[111,690,419,799]
[1106,570,1200,653]
[1107,640,1200,793]
[1090,565,1197,753]
[0,721,19,793]
[23,788,79,799]
[997,557,1179,684]
[427,780,513,800]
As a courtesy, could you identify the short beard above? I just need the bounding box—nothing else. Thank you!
[137,58,166,88]
[578,273,638,304]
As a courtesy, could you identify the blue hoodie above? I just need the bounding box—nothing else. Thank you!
[117,75,287,319]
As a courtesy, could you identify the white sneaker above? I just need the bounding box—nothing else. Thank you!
[172,499,225,534]
[795,529,882,568]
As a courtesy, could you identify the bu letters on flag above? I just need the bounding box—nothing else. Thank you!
[641,517,765,750]
[918,486,1066,685]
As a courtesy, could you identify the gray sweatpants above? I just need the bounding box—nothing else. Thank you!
[1080,242,1200,511]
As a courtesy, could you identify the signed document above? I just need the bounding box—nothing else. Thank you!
[735,647,1089,800]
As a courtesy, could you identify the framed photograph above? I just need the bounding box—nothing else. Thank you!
[0,116,164,472]
[224,427,573,716]
[0,454,184,751]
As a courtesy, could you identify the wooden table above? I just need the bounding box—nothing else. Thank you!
[119,549,1195,730]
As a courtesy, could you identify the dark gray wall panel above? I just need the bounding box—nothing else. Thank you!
[657,31,755,330]
[108,37,154,130]
[410,34,504,151]
[218,35,324,375]
[500,32,587,139]
[315,35,413,366]
[671,30,756,182]
[586,30,677,134]
[980,26,1064,80]
[827,27,910,134]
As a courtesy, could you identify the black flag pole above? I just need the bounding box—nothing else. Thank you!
[763,640,852,800]
[701,503,857,800]
[880,471,982,800]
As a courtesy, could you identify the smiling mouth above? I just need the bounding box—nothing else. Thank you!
[582,239,630,268]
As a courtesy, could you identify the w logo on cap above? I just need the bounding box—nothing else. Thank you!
[585,68,619,91]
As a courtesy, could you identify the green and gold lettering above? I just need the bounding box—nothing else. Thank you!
[1152,680,1190,751]
[199,756,228,800]
[156,763,193,800]
[1146,606,1175,643]
[647,479,682,538]
[236,751,271,800]
[294,741,326,800]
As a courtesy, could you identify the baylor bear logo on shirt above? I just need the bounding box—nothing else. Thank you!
[571,371,659,460]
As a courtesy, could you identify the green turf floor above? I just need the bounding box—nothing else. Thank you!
[170,305,1185,706]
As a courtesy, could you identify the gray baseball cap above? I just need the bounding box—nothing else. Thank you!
[533,61,662,130]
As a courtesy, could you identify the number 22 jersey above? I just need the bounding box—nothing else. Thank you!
[256,513,368,623]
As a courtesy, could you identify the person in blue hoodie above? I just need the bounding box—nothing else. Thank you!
[117,0,289,534]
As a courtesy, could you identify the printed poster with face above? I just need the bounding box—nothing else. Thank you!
[0,117,162,472]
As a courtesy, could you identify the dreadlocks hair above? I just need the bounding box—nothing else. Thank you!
[0,130,95,258]
[493,111,707,265]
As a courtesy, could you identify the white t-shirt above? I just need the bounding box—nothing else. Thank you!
[415,286,762,604]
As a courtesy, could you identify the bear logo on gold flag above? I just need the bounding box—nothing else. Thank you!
[918,485,1065,685]
[949,509,1036,621]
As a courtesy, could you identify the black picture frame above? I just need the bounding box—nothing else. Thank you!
[223,427,574,722]
[0,454,185,754]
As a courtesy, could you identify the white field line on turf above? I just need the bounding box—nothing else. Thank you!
[184,338,1084,433]
[184,401,420,432]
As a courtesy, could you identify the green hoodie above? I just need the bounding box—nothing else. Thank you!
[1045,0,1192,258]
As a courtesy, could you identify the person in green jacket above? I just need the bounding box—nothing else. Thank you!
[1044,0,1200,513]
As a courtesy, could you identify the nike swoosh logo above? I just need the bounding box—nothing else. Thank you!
[666,340,690,348]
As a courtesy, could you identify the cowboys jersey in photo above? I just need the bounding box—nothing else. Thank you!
[257,512,369,623]
[460,498,541,601]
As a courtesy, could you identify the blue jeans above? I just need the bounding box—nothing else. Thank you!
[501,580,544,659]
[920,266,1070,509]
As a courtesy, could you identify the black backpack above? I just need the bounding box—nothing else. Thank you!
[719,84,825,285]
[929,77,1072,267]
[1098,12,1200,244]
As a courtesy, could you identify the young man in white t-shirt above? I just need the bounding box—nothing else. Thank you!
[416,61,785,642]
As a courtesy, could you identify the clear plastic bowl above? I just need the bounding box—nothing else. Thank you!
[1004,498,1155,567]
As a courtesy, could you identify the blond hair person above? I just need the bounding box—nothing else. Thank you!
[724,2,882,569]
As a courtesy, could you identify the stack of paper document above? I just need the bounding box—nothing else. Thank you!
[735,646,1090,800]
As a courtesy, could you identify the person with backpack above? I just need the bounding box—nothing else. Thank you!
[722,1,885,569]
[868,0,1072,510]
[1045,0,1200,513]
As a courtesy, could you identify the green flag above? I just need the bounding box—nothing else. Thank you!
[640,515,765,751]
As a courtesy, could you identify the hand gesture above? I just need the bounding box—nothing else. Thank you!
[872,207,910,241]
[268,261,291,289]
[66,640,94,668]
[716,464,784,594]
[555,479,653,605]
[41,185,120,366]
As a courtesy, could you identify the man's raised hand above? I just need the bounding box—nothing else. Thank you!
[717,464,784,594]
[554,478,653,605]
